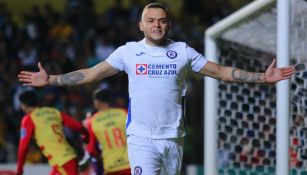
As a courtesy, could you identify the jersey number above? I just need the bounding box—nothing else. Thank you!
[51,124,64,143]
[104,128,125,149]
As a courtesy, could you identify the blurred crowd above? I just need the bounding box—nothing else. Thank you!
[0,0,252,165]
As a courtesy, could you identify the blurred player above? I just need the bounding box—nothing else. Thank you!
[18,3,295,175]
[16,90,88,175]
[80,89,130,175]
[79,110,103,175]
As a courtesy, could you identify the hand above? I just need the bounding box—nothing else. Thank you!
[18,62,49,87]
[78,151,91,171]
[264,59,295,83]
[85,112,92,118]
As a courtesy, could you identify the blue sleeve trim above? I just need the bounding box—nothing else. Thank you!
[126,98,132,129]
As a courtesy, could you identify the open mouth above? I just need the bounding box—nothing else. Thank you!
[152,30,162,34]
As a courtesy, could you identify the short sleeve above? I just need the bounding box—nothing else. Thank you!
[186,44,208,72]
[105,46,126,71]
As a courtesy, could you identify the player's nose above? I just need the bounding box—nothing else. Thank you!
[153,20,160,27]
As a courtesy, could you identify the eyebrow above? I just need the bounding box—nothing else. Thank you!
[147,17,167,20]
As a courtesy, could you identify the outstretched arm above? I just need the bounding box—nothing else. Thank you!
[18,61,118,87]
[199,59,294,83]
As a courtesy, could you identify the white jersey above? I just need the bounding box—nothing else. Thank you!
[106,39,207,139]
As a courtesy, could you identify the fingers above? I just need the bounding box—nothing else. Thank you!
[18,73,32,79]
[38,62,44,71]
[269,58,276,68]
[282,67,294,72]
[283,71,294,77]
[281,67,295,77]
[280,76,292,80]
[19,71,33,76]
[283,69,295,74]
[19,77,33,83]
[18,72,33,84]
[18,71,35,79]
[23,83,33,86]
[18,75,29,80]
[280,66,295,71]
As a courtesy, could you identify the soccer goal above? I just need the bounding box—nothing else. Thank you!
[204,0,307,175]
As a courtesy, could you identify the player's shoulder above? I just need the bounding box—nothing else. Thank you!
[124,40,143,49]
[99,108,127,114]
[112,41,141,53]
[125,40,139,45]
[39,107,60,113]
[40,106,56,110]
[168,40,188,49]
[168,39,187,45]
[22,114,31,121]
[111,107,127,114]
[90,109,124,122]
[96,108,127,116]
[21,114,33,125]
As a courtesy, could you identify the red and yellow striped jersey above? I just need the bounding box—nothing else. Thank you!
[30,107,76,166]
[88,108,130,174]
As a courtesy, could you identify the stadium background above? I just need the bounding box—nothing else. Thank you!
[0,0,292,174]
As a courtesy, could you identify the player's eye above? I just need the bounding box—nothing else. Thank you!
[159,19,168,25]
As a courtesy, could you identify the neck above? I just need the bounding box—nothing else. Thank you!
[25,107,36,114]
[145,38,168,47]
[98,104,110,111]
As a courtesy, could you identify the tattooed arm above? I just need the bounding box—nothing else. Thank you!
[18,61,118,87]
[49,62,117,86]
[199,59,294,83]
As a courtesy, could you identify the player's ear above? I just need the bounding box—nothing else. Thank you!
[139,21,144,32]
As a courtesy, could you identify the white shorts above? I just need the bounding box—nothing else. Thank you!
[127,135,184,175]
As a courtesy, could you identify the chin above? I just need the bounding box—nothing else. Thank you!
[150,36,162,40]
[151,37,166,43]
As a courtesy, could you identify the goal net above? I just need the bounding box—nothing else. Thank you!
[209,0,307,174]
[217,41,277,175]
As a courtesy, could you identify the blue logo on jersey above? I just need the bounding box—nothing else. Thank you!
[136,52,145,56]
[166,50,177,59]
[134,166,142,175]
[20,128,27,139]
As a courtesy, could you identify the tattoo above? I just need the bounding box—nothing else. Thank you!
[52,72,85,86]
[231,69,262,82]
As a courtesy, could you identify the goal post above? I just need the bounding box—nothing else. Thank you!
[276,1,290,175]
[204,0,292,174]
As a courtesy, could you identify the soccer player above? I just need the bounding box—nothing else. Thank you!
[18,3,295,175]
[16,90,88,175]
[80,89,130,175]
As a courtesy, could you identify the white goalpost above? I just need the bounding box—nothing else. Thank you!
[276,1,290,175]
[204,0,291,174]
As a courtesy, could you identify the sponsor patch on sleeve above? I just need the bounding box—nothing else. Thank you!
[20,128,27,139]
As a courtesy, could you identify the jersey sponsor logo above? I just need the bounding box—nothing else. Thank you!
[134,166,142,175]
[136,64,177,77]
[136,64,148,75]
[136,52,145,56]
[166,50,177,59]
[20,128,27,139]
